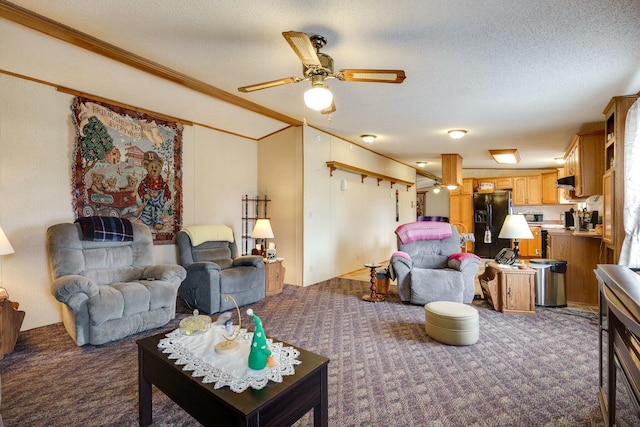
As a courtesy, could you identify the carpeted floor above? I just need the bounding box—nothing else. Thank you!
[0,278,635,426]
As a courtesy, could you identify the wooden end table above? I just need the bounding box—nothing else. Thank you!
[137,331,329,426]
[0,294,25,359]
[265,259,285,296]
[479,261,536,315]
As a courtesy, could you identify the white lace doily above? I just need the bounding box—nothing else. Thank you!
[157,325,301,393]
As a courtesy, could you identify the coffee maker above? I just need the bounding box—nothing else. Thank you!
[564,211,575,229]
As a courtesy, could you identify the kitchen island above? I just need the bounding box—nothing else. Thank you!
[546,228,603,306]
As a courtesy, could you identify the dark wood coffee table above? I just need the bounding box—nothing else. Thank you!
[137,331,329,427]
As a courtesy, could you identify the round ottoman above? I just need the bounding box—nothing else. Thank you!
[424,301,479,346]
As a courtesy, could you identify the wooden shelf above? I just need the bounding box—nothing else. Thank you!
[326,161,413,190]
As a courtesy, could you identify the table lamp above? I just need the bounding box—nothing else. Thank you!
[251,219,274,257]
[0,227,14,257]
[0,226,15,293]
[498,214,533,260]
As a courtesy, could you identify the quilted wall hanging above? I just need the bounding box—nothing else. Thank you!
[71,96,183,244]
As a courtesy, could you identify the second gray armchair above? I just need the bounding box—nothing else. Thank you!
[390,222,481,305]
[176,225,265,314]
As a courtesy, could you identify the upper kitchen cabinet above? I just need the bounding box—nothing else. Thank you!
[512,175,541,206]
[563,130,605,199]
[541,171,559,204]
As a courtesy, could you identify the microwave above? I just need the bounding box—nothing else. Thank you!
[522,213,543,223]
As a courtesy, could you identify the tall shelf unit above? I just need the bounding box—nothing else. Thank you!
[241,195,270,256]
[602,95,638,263]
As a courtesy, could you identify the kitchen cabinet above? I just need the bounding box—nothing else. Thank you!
[513,175,541,205]
[519,226,542,257]
[449,177,474,196]
[602,170,614,246]
[563,130,605,199]
[493,177,513,190]
[449,178,474,252]
[541,171,559,204]
[602,96,638,263]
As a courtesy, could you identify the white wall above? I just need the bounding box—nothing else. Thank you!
[0,74,257,330]
[257,126,303,286]
[303,127,416,285]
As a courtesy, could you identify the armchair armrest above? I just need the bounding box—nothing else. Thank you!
[143,264,187,283]
[183,261,221,272]
[390,251,413,281]
[233,255,264,268]
[390,251,413,268]
[447,253,481,272]
[51,274,99,303]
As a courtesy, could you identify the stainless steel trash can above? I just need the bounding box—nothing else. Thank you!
[529,259,567,307]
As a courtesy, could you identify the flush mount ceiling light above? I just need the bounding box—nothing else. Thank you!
[448,129,467,139]
[416,161,427,168]
[554,157,565,164]
[360,134,377,144]
[441,153,463,190]
[489,149,521,164]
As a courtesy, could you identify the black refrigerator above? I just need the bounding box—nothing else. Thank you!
[473,191,512,259]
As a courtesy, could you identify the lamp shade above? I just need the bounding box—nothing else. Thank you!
[0,226,14,256]
[498,215,533,240]
[251,219,274,239]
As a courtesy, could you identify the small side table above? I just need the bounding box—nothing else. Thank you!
[0,295,25,359]
[264,259,285,296]
[479,261,535,316]
[362,263,384,302]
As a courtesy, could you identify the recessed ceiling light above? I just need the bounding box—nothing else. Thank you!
[448,129,467,139]
[360,134,376,143]
[416,161,427,167]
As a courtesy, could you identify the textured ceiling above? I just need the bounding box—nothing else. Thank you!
[2,0,640,181]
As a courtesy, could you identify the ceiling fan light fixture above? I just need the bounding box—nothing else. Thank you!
[304,85,333,111]
[448,129,467,139]
[489,149,520,164]
[361,134,376,144]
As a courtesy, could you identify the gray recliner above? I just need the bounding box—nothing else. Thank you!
[176,226,265,314]
[390,222,480,305]
[46,221,186,346]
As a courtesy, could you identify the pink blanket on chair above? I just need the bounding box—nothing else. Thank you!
[394,222,453,244]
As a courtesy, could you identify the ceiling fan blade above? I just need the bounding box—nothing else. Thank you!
[238,77,302,93]
[321,99,336,115]
[337,69,406,84]
[282,31,321,68]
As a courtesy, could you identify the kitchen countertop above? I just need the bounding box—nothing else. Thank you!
[545,228,602,238]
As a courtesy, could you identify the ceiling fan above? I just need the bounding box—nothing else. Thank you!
[238,31,406,114]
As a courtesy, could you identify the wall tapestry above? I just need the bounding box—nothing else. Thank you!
[71,96,183,244]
